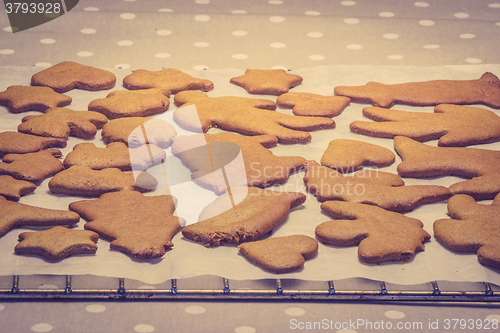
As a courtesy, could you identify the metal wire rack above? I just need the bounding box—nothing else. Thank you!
[1,275,499,302]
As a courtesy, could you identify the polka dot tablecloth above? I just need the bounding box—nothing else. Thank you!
[1,0,500,332]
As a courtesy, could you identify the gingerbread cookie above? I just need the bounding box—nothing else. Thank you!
[63,142,166,171]
[394,136,500,200]
[101,117,177,148]
[304,160,451,212]
[173,91,335,144]
[0,175,36,201]
[238,235,318,273]
[69,191,184,258]
[182,187,306,247]
[317,201,431,263]
[123,68,213,93]
[334,72,500,109]
[18,107,108,140]
[0,150,63,183]
[320,139,395,172]
[433,193,500,270]
[276,92,351,117]
[0,85,72,113]
[351,104,500,147]
[230,69,302,95]
[0,196,80,238]
[88,88,171,119]
[15,226,99,260]
[171,132,306,194]
[31,61,116,93]
[0,132,66,158]
[48,165,157,197]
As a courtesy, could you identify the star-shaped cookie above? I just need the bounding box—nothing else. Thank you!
[304,160,451,212]
[0,175,36,201]
[351,104,500,147]
[0,196,80,238]
[182,187,306,247]
[48,165,157,197]
[123,68,214,93]
[0,85,72,113]
[63,142,166,171]
[238,235,318,273]
[31,61,116,93]
[0,132,66,158]
[334,72,500,109]
[230,69,302,95]
[15,226,98,260]
[317,201,431,263]
[18,107,108,140]
[433,193,500,270]
[171,132,306,194]
[69,190,184,258]
[0,150,63,183]
[88,88,171,119]
[395,136,500,200]
[276,92,351,117]
[173,91,335,144]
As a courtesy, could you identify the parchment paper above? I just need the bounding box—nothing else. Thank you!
[1,64,499,285]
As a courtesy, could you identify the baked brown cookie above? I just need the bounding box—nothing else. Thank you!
[63,142,166,171]
[15,226,98,260]
[276,92,351,117]
[238,235,318,273]
[394,136,500,200]
[0,150,63,183]
[173,91,335,144]
[87,88,171,119]
[334,72,500,109]
[351,104,500,147]
[320,139,395,172]
[101,117,177,148]
[317,201,431,263]
[0,132,66,158]
[69,190,184,258]
[304,160,451,212]
[230,69,302,95]
[48,165,157,197]
[433,193,500,270]
[182,186,306,247]
[171,132,306,194]
[123,68,214,93]
[0,175,36,201]
[18,107,108,140]
[0,196,80,238]
[31,61,116,93]
[0,85,72,113]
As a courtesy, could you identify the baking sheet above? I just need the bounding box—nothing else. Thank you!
[0,64,499,285]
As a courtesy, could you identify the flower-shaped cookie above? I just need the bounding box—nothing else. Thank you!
[173,91,335,144]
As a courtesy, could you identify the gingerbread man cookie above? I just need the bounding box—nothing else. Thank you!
[18,107,108,140]
[317,201,431,263]
[334,72,500,109]
[433,193,500,270]
[173,91,335,144]
[123,68,214,93]
[394,136,500,200]
[304,160,451,212]
[15,226,99,260]
[276,92,351,117]
[230,69,303,95]
[88,88,171,119]
[351,104,500,147]
[69,191,184,258]
[0,85,72,113]
[31,61,116,93]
